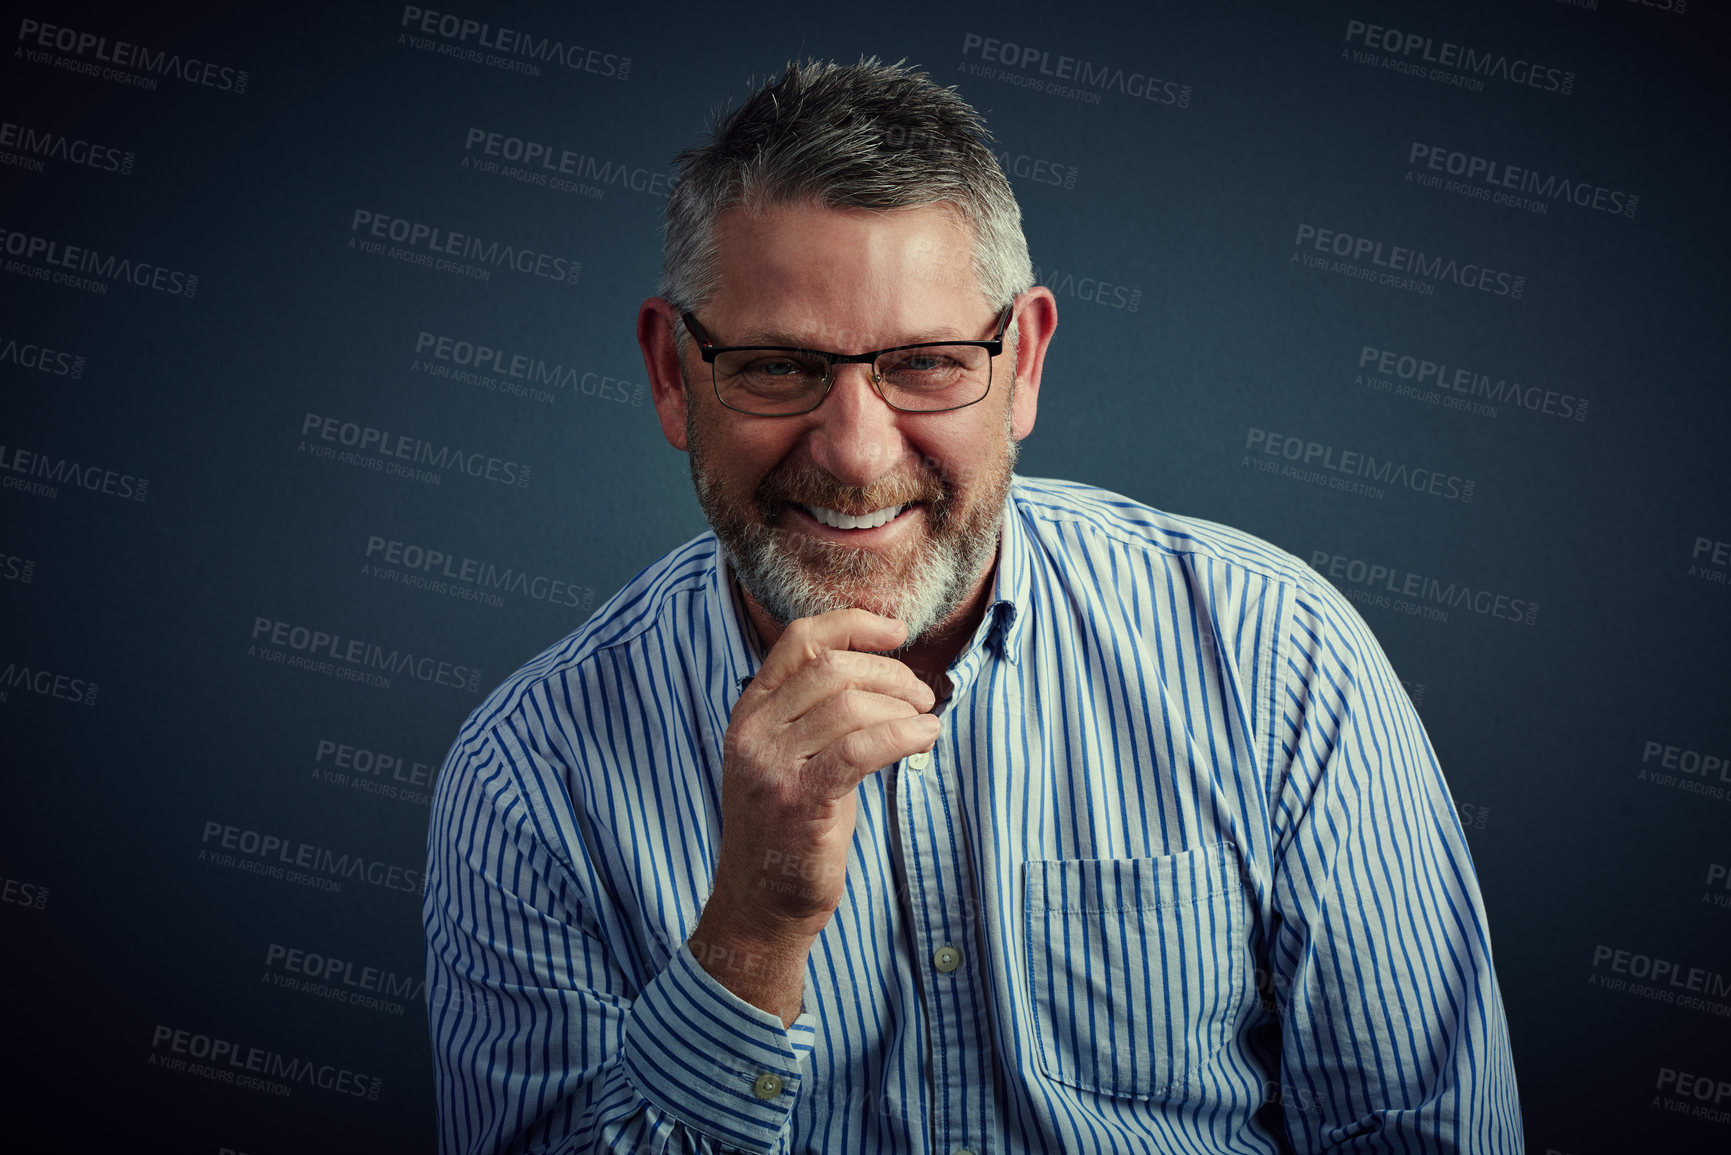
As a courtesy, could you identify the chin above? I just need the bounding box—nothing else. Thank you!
[732,527,976,648]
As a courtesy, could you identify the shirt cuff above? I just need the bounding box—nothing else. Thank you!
[622,942,818,1153]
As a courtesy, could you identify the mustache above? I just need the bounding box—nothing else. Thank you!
[755,462,948,521]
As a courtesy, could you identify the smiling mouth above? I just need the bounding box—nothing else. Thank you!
[799,503,907,530]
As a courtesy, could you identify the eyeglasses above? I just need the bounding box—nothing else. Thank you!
[681,305,1014,417]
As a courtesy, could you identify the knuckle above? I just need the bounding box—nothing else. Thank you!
[835,728,873,767]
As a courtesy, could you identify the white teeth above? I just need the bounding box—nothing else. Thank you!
[804,504,904,530]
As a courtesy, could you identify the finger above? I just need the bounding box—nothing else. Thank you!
[785,688,928,760]
[805,713,942,798]
[764,648,936,725]
[750,610,909,694]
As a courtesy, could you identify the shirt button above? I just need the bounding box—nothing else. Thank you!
[932,945,961,973]
[751,1072,784,1099]
[907,751,931,772]
[954,1149,977,1155]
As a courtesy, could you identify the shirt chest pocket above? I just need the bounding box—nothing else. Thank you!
[1023,843,1250,1099]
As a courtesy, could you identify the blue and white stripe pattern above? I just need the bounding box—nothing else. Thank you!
[425,476,1520,1153]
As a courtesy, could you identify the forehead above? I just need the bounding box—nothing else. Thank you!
[706,202,988,343]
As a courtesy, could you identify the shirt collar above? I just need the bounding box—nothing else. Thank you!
[962,476,1031,667]
[708,546,764,693]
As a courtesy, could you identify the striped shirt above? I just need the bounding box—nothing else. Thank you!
[424,476,1521,1154]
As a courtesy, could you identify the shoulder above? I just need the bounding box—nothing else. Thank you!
[454,531,722,742]
[1008,475,1371,649]
[1009,476,1320,588]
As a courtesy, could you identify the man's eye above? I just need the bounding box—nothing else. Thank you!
[723,353,827,394]
[879,348,976,385]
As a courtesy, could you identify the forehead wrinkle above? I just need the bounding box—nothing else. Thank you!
[726,321,985,351]
[707,202,993,351]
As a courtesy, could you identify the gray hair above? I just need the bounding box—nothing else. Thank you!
[659,58,1033,318]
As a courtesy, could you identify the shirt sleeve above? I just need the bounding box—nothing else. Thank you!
[1264,579,1522,1152]
[424,727,817,1154]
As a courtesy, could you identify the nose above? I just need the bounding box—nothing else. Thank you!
[806,363,907,488]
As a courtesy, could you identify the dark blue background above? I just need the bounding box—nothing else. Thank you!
[2,1,1726,1150]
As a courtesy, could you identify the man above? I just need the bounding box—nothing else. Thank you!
[425,59,1520,1154]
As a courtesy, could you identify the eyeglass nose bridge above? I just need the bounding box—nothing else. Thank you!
[818,350,887,392]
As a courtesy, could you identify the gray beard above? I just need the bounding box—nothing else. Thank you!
[689,422,1016,648]
[721,496,999,647]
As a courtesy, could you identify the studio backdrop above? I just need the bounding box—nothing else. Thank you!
[2,1,1727,1151]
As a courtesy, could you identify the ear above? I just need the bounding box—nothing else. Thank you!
[638,297,690,451]
[1007,287,1056,440]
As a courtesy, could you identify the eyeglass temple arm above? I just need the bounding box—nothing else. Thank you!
[680,311,717,358]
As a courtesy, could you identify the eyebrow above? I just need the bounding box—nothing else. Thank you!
[728,326,976,350]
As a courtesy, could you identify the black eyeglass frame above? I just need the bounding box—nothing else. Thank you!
[680,304,1016,417]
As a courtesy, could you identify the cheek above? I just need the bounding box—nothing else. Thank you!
[916,419,1010,492]
[708,423,805,496]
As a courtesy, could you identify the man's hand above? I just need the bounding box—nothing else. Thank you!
[688,609,939,1024]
